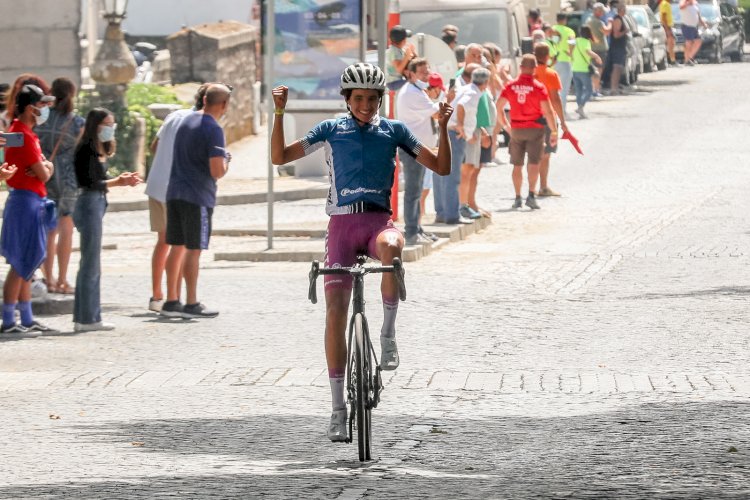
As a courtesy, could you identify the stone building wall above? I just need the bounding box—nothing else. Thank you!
[167,21,257,142]
[0,0,81,87]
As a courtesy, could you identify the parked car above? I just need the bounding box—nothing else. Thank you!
[627,4,669,71]
[671,0,746,63]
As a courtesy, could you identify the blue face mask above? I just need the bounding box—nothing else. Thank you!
[98,124,116,143]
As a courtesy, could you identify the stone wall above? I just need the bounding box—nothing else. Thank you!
[167,21,258,143]
[0,0,81,87]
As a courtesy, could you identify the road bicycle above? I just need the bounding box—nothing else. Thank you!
[308,255,406,461]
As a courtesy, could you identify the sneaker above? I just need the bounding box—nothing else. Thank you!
[444,216,474,225]
[183,302,219,318]
[419,230,439,242]
[687,59,695,66]
[148,298,164,313]
[512,196,523,209]
[525,195,541,210]
[74,321,115,332]
[160,300,188,318]
[380,337,400,371]
[576,107,587,119]
[327,408,348,442]
[23,321,58,333]
[537,187,561,197]
[405,233,432,246]
[459,204,482,220]
[1,323,28,334]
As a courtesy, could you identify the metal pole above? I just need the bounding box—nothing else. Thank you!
[266,0,275,250]
[360,0,368,62]
[378,0,388,112]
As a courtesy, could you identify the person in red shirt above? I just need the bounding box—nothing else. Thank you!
[1,83,56,333]
[497,54,558,210]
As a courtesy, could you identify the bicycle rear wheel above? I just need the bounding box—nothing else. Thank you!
[354,313,371,461]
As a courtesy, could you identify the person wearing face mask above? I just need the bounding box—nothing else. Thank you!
[145,83,210,314]
[72,108,141,332]
[0,83,57,334]
[395,58,441,246]
[160,84,232,319]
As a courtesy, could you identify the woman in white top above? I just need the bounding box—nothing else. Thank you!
[679,0,708,64]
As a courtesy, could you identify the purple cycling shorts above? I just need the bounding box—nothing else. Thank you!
[324,212,402,291]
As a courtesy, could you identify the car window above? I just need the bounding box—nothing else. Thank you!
[720,3,730,15]
[646,8,660,24]
[671,2,721,22]
[629,8,649,27]
[401,9,511,53]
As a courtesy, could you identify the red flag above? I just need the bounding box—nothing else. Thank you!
[562,130,584,155]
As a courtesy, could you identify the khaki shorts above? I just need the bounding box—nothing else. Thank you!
[509,127,545,166]
[149,197,167,233]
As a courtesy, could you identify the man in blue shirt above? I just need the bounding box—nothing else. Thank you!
[271,63,453,442]
[160,84,231,319]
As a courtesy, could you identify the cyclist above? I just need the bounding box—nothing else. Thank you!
[271,63,453,442]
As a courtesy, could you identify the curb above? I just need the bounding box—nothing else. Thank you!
[32,295,74,315]
[104,186,330,213]
[213,217,492,263]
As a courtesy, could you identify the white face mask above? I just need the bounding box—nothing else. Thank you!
[415,80,429,90]
[551,35,561,43]
[33,105,49,126]
[98,124,116,143]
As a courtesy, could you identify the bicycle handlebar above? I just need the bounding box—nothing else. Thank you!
[308,257,406,304]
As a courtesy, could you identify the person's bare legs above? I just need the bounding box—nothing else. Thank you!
[527,163,541,194]
[55,215,74,290]
[467,166,482,212]
[459,163,473,205]
[539,153,551,193]
[3,268,24,304]
[325,288,350,381]
[165,245,186,302]
[43,228,57,291]
[610,64,623,94]
[419,189,429,223]
[512,165,524,197]
[181,249,201,305]
[666,33,676,63]
[151,231,170,301]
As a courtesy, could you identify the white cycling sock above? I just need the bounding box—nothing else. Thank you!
[329,370,345,411]
[381,300,398,339]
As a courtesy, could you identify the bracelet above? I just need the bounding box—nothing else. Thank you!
[274,108,284,116]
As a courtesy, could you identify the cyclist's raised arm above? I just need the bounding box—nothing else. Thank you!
[414,101,454,176]
[271,86,305,165]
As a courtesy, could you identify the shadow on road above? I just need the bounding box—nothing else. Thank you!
[1,400,748,497]
[627,286,750,300]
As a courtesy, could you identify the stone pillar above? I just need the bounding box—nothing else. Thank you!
[167,21,258,142]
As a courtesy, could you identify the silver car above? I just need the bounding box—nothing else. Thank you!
[627,5,669,71]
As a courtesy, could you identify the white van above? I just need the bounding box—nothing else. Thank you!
[398,0,530,74]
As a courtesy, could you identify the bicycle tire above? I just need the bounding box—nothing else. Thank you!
[354,313,371,461]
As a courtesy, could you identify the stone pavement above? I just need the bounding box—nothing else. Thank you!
[1,62,750,498]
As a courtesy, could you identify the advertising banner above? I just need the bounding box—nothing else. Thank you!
[273,0,362,101]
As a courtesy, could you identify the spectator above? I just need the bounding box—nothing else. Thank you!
[160,84,232,319]
[552,13,576,119]
[0,83,10,132]
[606,4,630,94]
[497,55,558,210]
[659,0,677,66]
[582,0,595,23]
[531,29,547,45]
[528,8,543,32]
[459,68,492,220]
[454,45,467,69]
[680,0,707,65]
[604,0,619,23]
[396,58,440,246]
[587,3,612,96]
[421,72,446,225]
[386,25,416,92]
[533,43,569,198]
[145,83,210,313]
[455,44,483,87]
[435,63,480,225]
[442,25,459,49]
[1,83,56,333]
[36,77,85,296]
[72,108,141,332]
[572,26,603,119]
[4,74,50,122]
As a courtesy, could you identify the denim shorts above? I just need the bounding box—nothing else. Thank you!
[46,183,79,217]
[682,25,700,41]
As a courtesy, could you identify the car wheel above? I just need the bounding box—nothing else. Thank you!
[656,52,668,70]
[730,36,745,62]
[645,49,656,72]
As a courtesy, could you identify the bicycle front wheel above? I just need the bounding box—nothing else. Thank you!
[354,313,371,461]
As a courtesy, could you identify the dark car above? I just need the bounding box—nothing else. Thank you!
[627,4,669,71]
[671,0,745,62]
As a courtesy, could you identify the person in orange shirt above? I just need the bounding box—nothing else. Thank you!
[532,43,569,198]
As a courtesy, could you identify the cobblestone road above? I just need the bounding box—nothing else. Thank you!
[1,63,750,498]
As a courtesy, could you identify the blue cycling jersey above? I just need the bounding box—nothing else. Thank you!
[301,114,423,215]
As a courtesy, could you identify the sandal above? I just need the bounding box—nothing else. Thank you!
[42,278,58,294]
[57,282,75,295]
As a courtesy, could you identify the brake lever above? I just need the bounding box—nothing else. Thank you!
[308,261,319,304]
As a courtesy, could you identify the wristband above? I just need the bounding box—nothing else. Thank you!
[274,108,284,116]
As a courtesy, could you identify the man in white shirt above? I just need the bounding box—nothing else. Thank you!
[145,83,209,312]
[396,58,440,245]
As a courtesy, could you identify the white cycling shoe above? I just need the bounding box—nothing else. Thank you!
[327,408,348,442]
[380,337,400,371]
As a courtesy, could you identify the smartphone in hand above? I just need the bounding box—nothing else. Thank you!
[0,133,24,148]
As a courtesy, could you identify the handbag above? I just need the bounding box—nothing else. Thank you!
[576,42,598,76]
